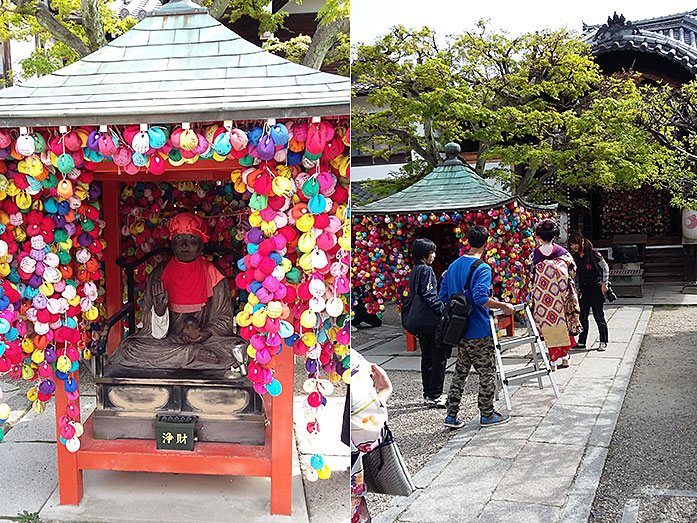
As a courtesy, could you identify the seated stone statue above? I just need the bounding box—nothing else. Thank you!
[108,212,246,374]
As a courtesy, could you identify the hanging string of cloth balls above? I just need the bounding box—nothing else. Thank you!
[0,119,350,482]
[352,207,555,315]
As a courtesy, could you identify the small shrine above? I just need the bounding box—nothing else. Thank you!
[0,0,350,516]
[352,143,554,315]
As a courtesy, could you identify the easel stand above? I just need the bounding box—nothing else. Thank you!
[489,304,560,411]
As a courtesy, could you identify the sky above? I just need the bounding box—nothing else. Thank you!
[351,0,697,44]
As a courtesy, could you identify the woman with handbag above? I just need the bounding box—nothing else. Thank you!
[404,238,446,407]
[350,349,393,523]
[568,230,610,351]
[531,219,582,371]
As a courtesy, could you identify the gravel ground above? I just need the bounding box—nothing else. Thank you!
[365,369,481,516]
[354,302,483,517]
[590,306,697,523]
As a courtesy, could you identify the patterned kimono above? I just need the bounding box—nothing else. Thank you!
[350,349,388,523]
[531,245,582,364]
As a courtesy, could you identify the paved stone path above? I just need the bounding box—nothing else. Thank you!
[365,304,652,523]
[0,363,349,523]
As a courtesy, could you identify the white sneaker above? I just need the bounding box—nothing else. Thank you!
[598,342,607,352]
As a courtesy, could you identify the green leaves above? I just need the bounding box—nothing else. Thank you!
[353,23,675,205]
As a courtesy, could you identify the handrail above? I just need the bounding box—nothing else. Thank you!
[96,302,134,377]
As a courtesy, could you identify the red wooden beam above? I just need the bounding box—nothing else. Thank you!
[77,417,272,476]
[92,160,241,182]
[269,345,294,515]
[55,373,83,505]
[102,180,124,354]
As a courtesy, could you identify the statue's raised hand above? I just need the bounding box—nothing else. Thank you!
[152,281,168,316]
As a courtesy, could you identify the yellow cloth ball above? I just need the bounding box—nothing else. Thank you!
[67,295,81,307]
[300,310,317,329]
[338,234,351,251]
[0,403,11,420]
[298,231,316,253]
[27,387,39,402]
[31,350,45,365]
[84,306,99,321]
[318,464,331,480]
[21,338,35,353]
[56,355,72,373]
[267,301,283,319]
[296,214,314,233]
[248,212,262,228]
[252,310,267,329]
[236,310,252,327]
[247,293,260,306]
[21,364,35,380]
[298,252,313,272]
[301,332,317,347]
[260,220,277,236]
[280,258,293,272]
[32,400,46,414]
[39,282,54,297]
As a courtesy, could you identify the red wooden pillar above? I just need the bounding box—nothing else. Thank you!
[406,332,417,352]
[102,180,123,351]
[55,371,83,504]
[269,345,293,515]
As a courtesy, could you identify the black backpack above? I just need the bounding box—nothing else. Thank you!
[437,259,484,349]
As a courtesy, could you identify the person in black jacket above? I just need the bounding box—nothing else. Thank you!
[408,238,446,407]
[569,231,610,351]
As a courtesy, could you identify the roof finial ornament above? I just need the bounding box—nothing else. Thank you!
[593,11,640,41]
[150,0,208,17]
[443,142,463,165]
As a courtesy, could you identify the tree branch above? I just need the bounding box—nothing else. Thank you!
[516,165,538,196]
[645,127,697,162]
[388,127,438,166]
[15,0,91,57]
[81,0,106,52]
[208,0,229,20]
[302,16,348,70]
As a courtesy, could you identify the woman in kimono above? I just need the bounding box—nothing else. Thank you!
[531,219,581,371]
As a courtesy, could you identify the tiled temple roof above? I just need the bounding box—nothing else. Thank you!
[585,11,697,74]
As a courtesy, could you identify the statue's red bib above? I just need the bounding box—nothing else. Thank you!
[161,257,224,313]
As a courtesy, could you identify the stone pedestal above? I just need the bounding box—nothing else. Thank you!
[93,366,265,445]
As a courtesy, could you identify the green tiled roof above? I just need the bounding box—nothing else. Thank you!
[0,0,349,127]
[355,159,520,214]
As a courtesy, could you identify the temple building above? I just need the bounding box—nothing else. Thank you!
[577,10,697,283]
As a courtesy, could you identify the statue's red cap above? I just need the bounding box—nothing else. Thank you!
[168,212,209,242]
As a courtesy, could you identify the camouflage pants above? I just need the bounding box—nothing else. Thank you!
[446,337,496,418]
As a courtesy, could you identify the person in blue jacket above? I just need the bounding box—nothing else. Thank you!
[408,238,446,407]
[440,225,514,429]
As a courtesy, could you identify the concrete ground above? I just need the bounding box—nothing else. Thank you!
[0,358,349,523]
[363,303,652,523]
